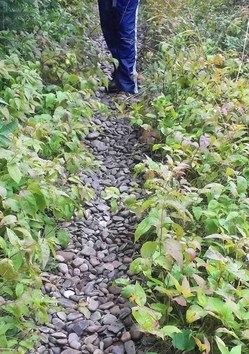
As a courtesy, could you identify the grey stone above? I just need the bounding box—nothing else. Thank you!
[61,350,81,354]
[93,350,104,354]
[71,320,90,336]
[112,344,125,354]
[124,340,136,354]
[103,337,113,349]
[87,131,100,139]
[88,298,99,312]
[67,312,82,321]
[51,332,67,339]
[68,333,80,343]
[79,263,89,272]
[84,333,98,345]
[63,290,75,299]
[108,286,121,295]
[121,332,131,342]
[38,345,47,353]
[56,338,68,345]
[130,325,143,341]
[81,246,96,257]
[86,343,97,353]
[57,312,67,321]
[72,257,84,268]
[92,140,107,151]
[119,307,131,319]
[99,301,114,310]
[87,325,102,333]
[57,251,75,262]
[57,297,76,309]
[90,311,102,321]
[58,263,68,274]
[107,322,124,334]
[70,340,81,350]
[102,314,117,325]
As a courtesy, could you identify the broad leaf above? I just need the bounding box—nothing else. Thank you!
[7,163,22,184]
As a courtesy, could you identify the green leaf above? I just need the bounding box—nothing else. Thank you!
[215,337,230,354]
[20,191,38,217]
[159,325,181,338]
[121,284,136,299]
[0,120,17,135]
[102,186,120,200]
[1,215,17,226]
[132,306,161,331]
[141,241,157,258]
[16,283,24,298]
[0,259,19,280]
[135,216,153,241]
[134,282,147,306]
[0,134,10,147]
[172,330,196,351]
[7,163,22,184]
[45,93,56,108]
[111,199,118,213]
[57,229,70,248]
[0,186,7,198]
[186,305,206,323]
[6,228,20,247]
[192,206,202,220]
[237,176,247,194]
[230,346,242,354]
[39,238,51,269]
[130,258,143,274]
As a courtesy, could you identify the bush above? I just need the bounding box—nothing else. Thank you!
[119,1,249,353]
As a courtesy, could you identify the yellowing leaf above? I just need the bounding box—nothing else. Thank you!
[0,259,19,280]
[186,305,206,324]
[132,306,161,332]
[181,277,192,298]
[164,239,183,267]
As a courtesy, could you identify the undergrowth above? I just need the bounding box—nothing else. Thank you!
[0,1,106,352]
[118,1,249,353]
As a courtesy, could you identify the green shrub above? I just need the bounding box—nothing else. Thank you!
[119,1,249,353]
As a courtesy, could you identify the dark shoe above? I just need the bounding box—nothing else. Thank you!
[105,79,120,93]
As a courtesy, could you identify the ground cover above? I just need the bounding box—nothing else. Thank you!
[119,1,249,353]
[0,1,106,352]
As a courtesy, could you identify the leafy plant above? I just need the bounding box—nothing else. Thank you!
[120,1,249,353]
[0,0,106,351]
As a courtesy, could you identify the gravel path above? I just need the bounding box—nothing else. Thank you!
[32,91,149,354]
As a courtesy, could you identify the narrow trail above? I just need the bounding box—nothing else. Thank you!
[32,90,149,354]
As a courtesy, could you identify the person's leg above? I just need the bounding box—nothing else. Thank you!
[98,0,118,59]
[115,0,139,94]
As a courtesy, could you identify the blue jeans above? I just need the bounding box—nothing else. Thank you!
[98,0,139,93]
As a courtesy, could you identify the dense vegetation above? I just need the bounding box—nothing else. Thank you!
[118,1,249,353]
[0,1,105,352]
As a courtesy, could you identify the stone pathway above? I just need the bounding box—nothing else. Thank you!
[33,93,149,354]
